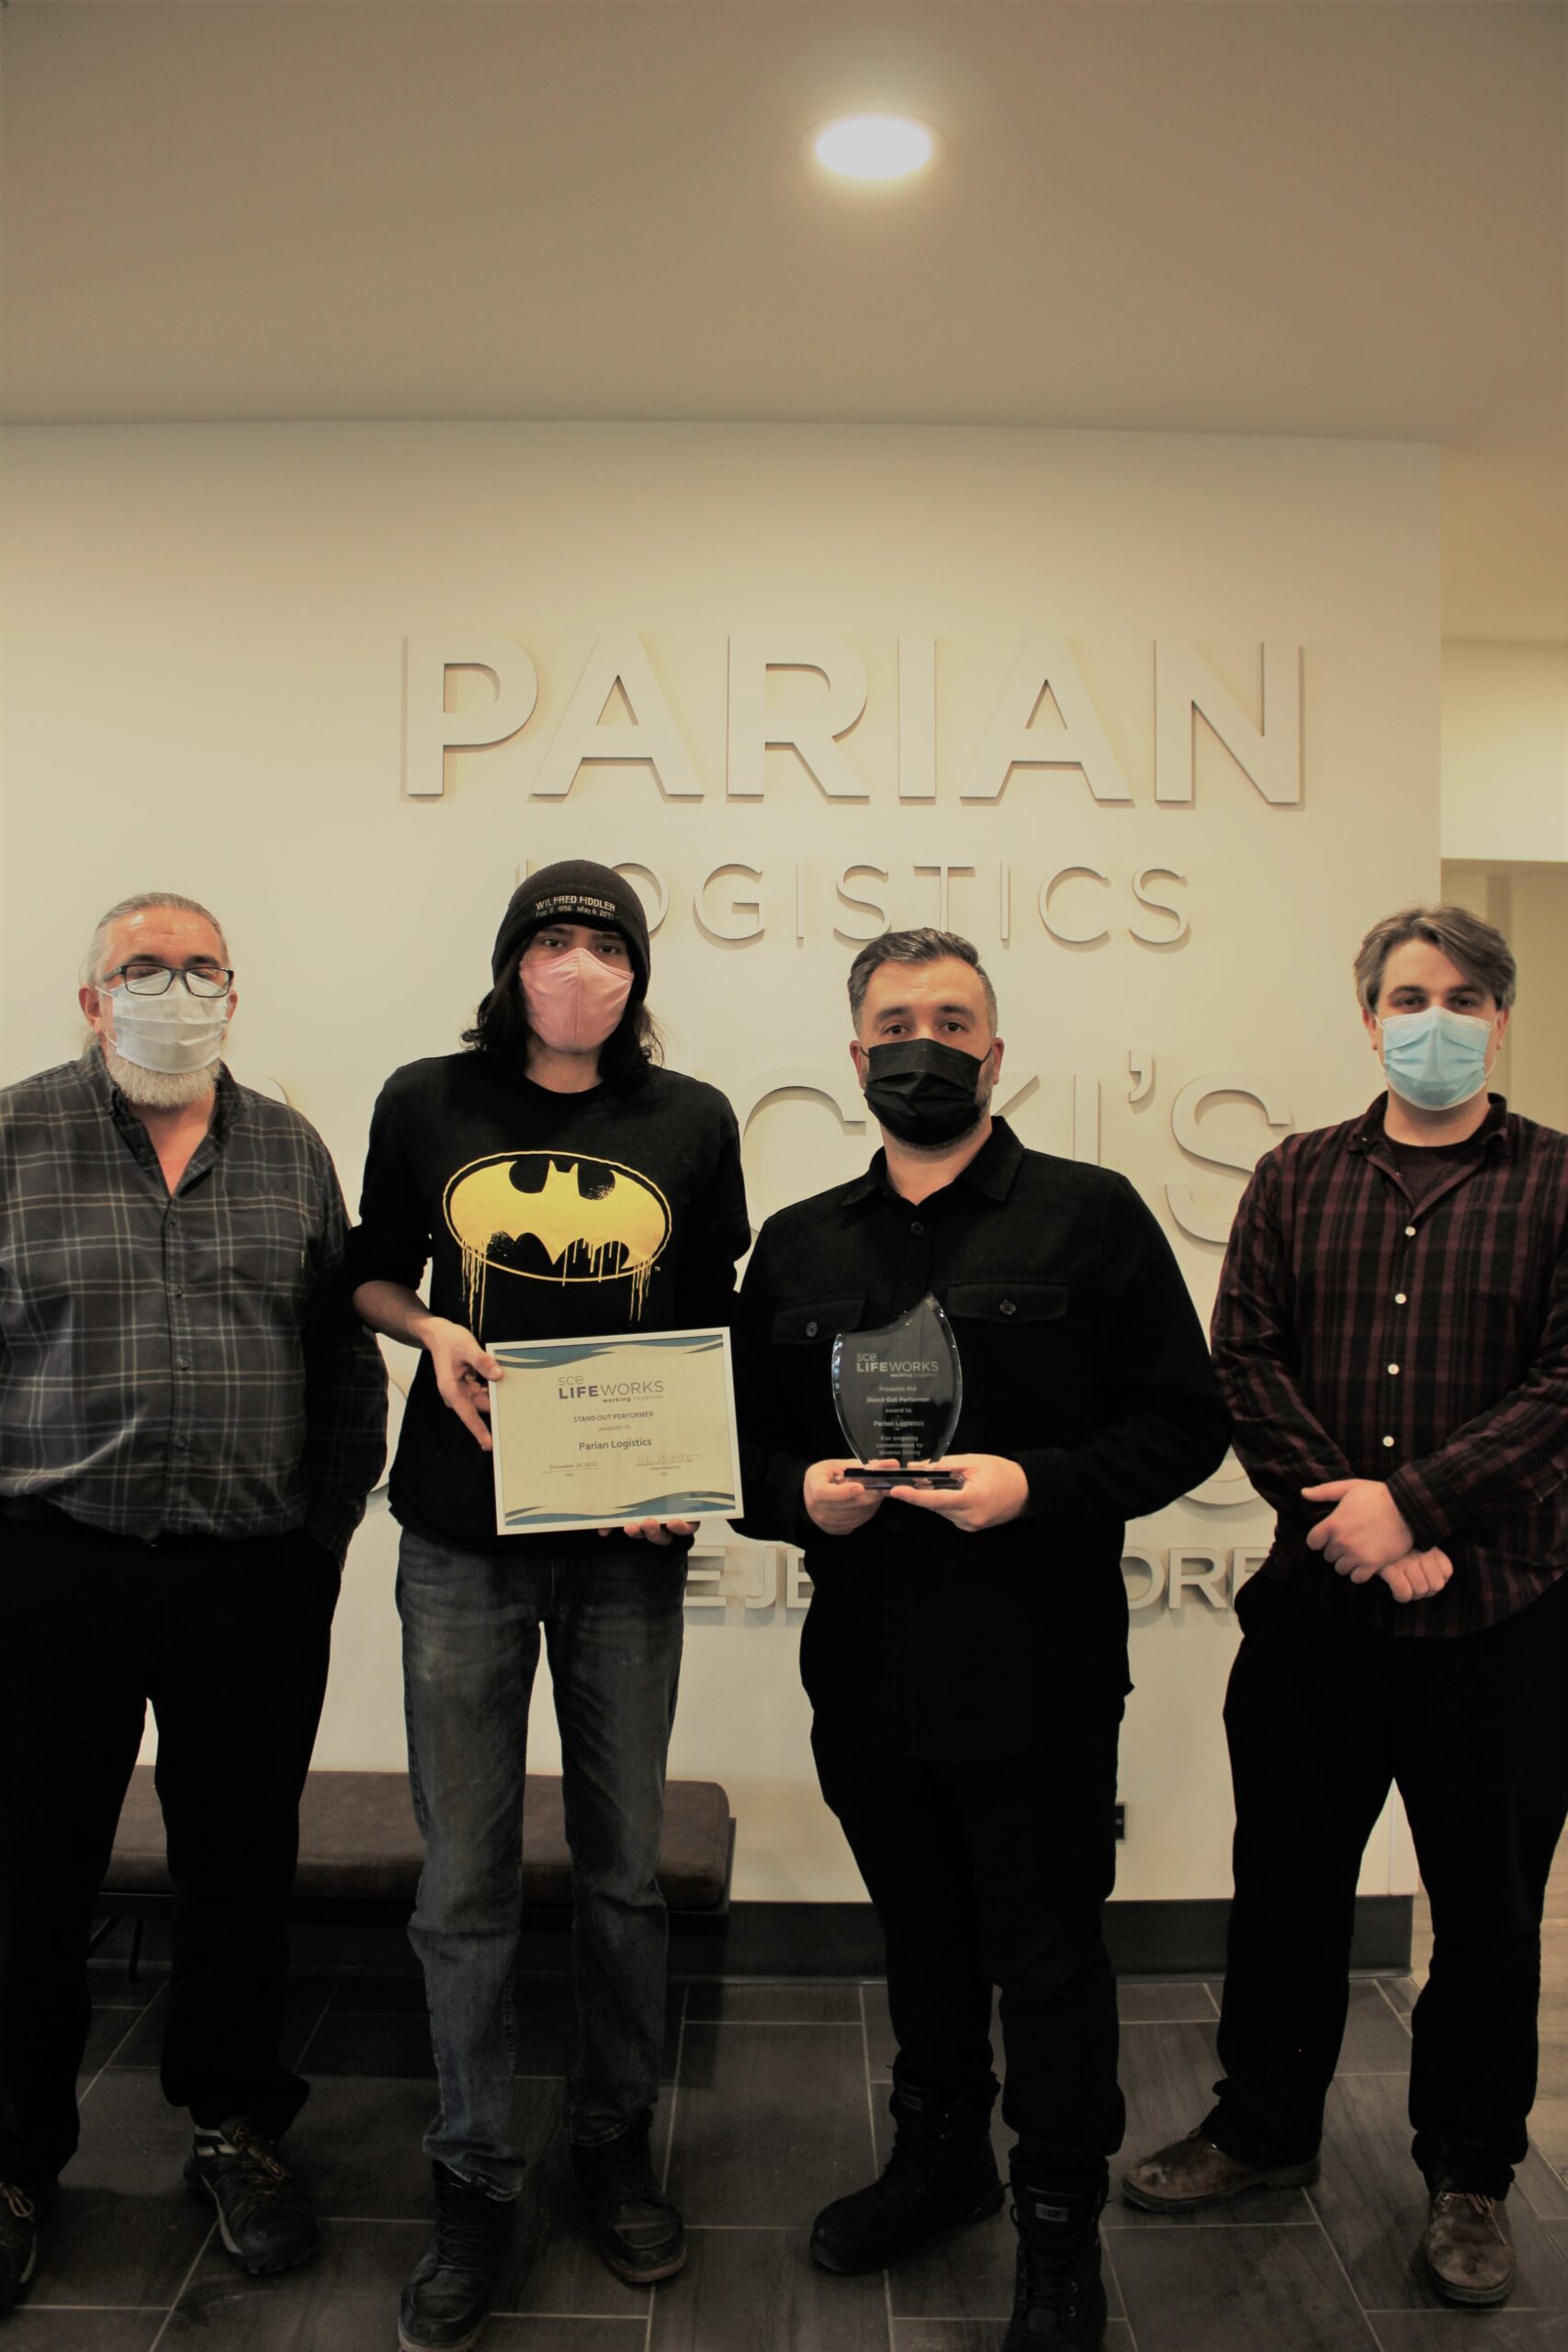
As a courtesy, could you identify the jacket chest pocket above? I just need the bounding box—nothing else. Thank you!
[942,1279,1070,1330]
[769,1296,867,1347]
[941,1280,1075,1424]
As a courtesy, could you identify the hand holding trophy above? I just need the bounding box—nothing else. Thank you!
[831,1294,964,1490]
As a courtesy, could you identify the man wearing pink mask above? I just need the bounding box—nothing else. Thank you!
[349,862,749,2352]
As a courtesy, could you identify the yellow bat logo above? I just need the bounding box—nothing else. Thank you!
[444,1151,671,1325]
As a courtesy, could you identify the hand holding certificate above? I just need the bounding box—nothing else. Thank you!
[487,1327,744,1537]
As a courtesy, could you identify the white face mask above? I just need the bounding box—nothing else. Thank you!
[106,985,230,1075]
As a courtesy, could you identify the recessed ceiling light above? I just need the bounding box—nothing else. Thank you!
[811,114,939,184]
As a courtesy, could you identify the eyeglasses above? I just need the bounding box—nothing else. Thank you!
[103,961,234,1000]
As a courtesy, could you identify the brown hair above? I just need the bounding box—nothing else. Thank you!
[846,928,998,1030]
[1353,904,1517,1014]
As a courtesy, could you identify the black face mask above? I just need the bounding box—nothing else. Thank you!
[863,1038,989,1147]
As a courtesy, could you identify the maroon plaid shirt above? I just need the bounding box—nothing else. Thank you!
[1213,1093,1568,1636]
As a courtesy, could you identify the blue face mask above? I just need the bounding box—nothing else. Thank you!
[1378,1006,1494,1111]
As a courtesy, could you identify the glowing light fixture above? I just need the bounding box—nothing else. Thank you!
[812,114,938,183]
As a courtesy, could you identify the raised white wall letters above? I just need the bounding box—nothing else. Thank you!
[961,635,1134,806]
[696,864,766,944]
[726,634,869,800]
[403,631,538,798]
[897,635,937,800]
[531,634,704,800]
[1165,1072,1292,1245]
[1040,865,1111,946]
[1155,639,1303,806]
[834,865,891,943]
[405,630,1304,808]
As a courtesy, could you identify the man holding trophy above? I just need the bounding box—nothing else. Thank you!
[735,928,1228,2352]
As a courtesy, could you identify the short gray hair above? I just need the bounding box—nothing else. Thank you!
[83,892,230,986]
[1353,904,1516,1015]
[846,928,998,1030]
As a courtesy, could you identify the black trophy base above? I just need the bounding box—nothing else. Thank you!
[842,1465,963,1490]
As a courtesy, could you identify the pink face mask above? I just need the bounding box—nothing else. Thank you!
[521,946,634,1053]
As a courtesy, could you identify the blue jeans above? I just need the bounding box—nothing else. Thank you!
[396,1528,685,2196]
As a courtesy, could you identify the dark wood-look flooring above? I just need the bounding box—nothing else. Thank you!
[21,1856,1568,2352]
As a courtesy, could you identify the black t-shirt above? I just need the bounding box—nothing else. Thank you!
[1385,1132,1487,1208]
[346,1052,750,1552]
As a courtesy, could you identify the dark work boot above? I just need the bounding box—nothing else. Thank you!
[1001,2169,1108,2351]
[811,2082,1003,2275]
[399,2162,516,2352]
[1423,2185,1516,2307]
[570,2114,685,2285]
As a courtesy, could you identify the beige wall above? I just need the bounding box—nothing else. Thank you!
[1440,638,1568,1132]
[1442,639,1568,864]
[1443,860,1568,1133]
[0,421,1440,1900]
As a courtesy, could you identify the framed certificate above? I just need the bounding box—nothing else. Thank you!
[488,1326,744,1537]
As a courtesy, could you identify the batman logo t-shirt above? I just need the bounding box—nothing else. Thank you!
[347,1052,749,1551]
[443,1149,672,1324]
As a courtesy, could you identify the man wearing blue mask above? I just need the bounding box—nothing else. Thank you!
[734,928,1228,2352]
[1124,904,1568,2312]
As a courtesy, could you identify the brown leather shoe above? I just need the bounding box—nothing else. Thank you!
[1423,2189,1515,2306]
[1122,2130,1320,2213]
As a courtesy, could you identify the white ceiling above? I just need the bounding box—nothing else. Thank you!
[3,0,1564,635]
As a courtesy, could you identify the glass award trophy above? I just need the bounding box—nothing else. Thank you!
[831,1294,964,1489]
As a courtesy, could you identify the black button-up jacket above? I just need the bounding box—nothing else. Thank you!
[733,1121,1230,1759]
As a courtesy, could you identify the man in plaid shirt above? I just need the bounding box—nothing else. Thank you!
[0,892,386,2313]
[1124,905,1568,2309]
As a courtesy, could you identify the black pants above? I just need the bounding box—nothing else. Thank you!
[812,1714,1123,2186]
[0,1514,338,2188]
[1205,1572,1568,2198]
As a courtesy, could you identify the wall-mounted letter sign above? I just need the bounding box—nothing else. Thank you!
[1154,640,1302,807]
[962,635,1134,806]
[1165,1071,1292,1245]
[532,634,705,800]
[726,635,869,800]
[403,632,538,798]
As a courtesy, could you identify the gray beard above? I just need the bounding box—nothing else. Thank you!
[102,1044,220,1112]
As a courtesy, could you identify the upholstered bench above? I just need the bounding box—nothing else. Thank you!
[96,1765,735,1976]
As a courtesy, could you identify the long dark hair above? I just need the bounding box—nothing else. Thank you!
[461,966,664,1089]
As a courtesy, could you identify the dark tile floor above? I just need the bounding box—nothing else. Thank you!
[17,1890,1568,2350]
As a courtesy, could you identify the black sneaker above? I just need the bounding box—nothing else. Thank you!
[185,2118,320,2275]
[570,2115,685,2285]
[400,2162,516,2352]
[0,2179,54,2313]
[811,2083,1002,2274]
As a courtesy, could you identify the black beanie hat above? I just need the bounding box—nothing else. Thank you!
[491,860,651,996]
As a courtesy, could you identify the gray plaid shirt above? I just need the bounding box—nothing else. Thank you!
[0,1050,386,1554]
